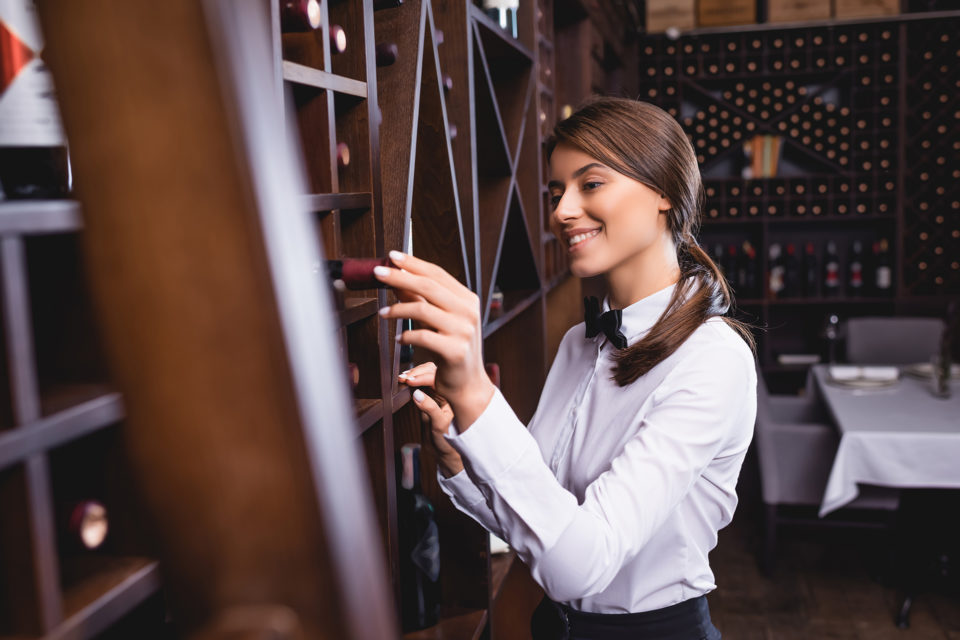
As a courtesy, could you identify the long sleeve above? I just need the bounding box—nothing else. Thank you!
[443,338,756,604]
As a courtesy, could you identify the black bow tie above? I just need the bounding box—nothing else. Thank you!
[584,296,628,349]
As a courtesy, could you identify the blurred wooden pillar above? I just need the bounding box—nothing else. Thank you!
[37,1,397,638]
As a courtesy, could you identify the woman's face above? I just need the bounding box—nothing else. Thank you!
[548,143,672,279]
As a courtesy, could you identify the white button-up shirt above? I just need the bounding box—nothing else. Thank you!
[438,282,757,614]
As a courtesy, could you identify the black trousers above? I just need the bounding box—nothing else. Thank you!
[530,595,721,640]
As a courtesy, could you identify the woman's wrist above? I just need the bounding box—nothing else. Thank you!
[448,379,497,434]
[438,455,465,478]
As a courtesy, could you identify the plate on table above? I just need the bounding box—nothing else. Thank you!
[827,365,900,389]
[902,362,960,381]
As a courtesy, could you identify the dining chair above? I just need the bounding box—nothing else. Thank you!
[845,316,945,365]
[754,368,900,575]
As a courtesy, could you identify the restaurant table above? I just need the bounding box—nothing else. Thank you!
[810,364,960,627]
[811,364,960,517]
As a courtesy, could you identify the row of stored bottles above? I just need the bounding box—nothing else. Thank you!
[712,237,893,300]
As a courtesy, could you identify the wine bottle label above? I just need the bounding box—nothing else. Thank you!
[0,1,65,146]
[876,266,891,289]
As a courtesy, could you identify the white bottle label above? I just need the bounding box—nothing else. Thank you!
[876,266,892,289]
[0,0,65,146]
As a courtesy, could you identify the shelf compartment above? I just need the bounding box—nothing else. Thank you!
[489,551,514,603]
[338,297,379,327]
[57,556,161,639]
[402,608,487,640]
[282,61,366,97]
[0,389,123,474]
[0,201,83,236]
[303,192,372,213]
[355,398,384,434]
[469,5,535,63]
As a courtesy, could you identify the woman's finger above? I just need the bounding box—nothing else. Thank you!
[412,388,447,426]
[396,329,466,364]
[379,300,467,336]
[387,250,464,292]
[399,362,437,386]
[374,266,467,314]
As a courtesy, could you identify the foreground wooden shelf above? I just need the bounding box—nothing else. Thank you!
[0,200,82,235]
[59,557,161,639]
[339,297,379,326]
[490,551,515,603]
[0,386,124,472]
[403,609,488,640]
[282,61,366,97]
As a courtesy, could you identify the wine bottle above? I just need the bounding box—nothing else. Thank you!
[373,0,404,9]
[847,240,864,296]
[768,244,785,299]
[873,238,892,295]
[336,141,350,169]
[823,241,841,297]
[741,240,758,298]
[280,0,322,32]
[803,242,818,298]
[325,257,394,289]
[784,243,801,298]
[397,444,441,631]
[61,500,109,551]
[376,42,399,67]
[347,362,360,389]
[0,1,70,199]
[330,24,347,54]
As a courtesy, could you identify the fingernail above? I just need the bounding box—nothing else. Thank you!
[389,250,406,263]
[395,333,403,343]
[398,372,408,380]
[373,265,391,277]
[413,389,426,403]
[378,306,390,317]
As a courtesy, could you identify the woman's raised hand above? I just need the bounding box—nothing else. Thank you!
[375,250,495,431]
[398,363,463,477]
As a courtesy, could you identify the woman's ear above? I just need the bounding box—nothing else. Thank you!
[657,194,673,212]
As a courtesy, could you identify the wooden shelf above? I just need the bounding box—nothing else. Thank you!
[483,290,542,339]
[403,609,488,640]
[281,61,366,97]
[58,557,161,640]
[469,5,535,63]
[766,296,895,306]
[0,200,82,235]
[355,398,383,434]
[304,192,372,213]
[489,551,514,603]
[338,297,379,326]
[0,387,123,473]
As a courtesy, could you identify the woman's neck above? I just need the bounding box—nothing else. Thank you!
[605,238,681,310]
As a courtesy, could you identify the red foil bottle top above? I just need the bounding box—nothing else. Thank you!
[340,257,393,289]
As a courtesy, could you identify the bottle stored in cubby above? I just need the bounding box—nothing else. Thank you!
[336,141,350,169]
[740,240,758,298]
[823,241,841,297]
[768,243,785,299]
[375,42,399,67]
[803,242,819,298]
[873,238,892,295]
[325,257,394,290]
[280,0,321,32]
[329,24,347,54]
[847,240,864,296]
[725,244,738,285]
[60,500,109,551]
[784,243,801,298]
[0,1,70,199]
[397,444,440,631]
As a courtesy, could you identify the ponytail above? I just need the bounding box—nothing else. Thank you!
[611,234,755,387]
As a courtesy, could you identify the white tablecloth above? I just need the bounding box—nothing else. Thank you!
[811,365,960,516]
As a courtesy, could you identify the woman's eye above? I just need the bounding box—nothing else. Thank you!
[582,181,602,192]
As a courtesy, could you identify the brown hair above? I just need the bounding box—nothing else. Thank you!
[546,96,755,386]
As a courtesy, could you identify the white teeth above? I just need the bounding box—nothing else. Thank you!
[568,229,600,247]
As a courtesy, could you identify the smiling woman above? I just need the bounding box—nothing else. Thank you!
[377,97,758,640]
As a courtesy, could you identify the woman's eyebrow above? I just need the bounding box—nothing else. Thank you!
[547,162,607,189]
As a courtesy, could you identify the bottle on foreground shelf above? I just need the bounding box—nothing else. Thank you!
[60,500,109,551]
[0,1,70,199]
[325,257,394,290]
[397,443,440,631]
[280,0,321,32]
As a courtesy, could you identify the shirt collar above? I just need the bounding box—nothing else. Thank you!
[602,281,679,341]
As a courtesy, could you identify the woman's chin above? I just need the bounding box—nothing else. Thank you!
[569,260,604,279]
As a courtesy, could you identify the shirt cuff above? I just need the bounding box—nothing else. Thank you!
[444,387,537,485]
[437,468,487,508]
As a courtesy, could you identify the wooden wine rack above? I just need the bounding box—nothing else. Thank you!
[635,12,960,391]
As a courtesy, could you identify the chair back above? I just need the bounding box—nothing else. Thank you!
[846,316,945,365]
